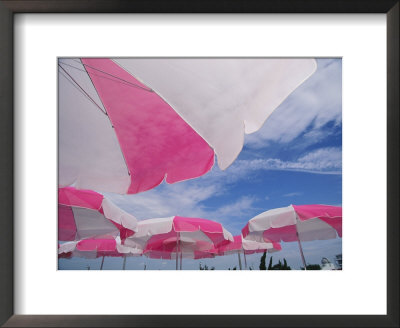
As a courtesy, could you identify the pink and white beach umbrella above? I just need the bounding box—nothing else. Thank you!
[58,237,142,269]
[59,58,316,194]
[242,204,342,269]
[58,187,137,242]
[217,235,281,270]
[143,239,218,270]
[145,248,217,261]
[124,216,233,270]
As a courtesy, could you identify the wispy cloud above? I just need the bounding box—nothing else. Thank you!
[223,147,342,177]
[245,59,342,149]
[104,174,262,236]
[283,192,303,197]
[212,196,258,219]
[104,182,221,220]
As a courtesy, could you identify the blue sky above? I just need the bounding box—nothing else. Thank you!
[59,58,342,271]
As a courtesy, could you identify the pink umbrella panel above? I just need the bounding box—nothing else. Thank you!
[242,204,342,270]
[58,237,142,270]
[59,58,317,194]
[124,216,233,270]
[58,187,138,242]
[217,235,282,270]
[143,236,219,270]
[145,248,217,261]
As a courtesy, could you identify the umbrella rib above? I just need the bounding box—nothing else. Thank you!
[72,59,153,92]
[80,59,132,178]
[59,61,141,90]
[59,69,103,113]
[80,59,112,119]
[58,64,107,116]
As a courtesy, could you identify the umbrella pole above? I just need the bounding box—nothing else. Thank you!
[179,232,183,270]
[243,250,248,270]
[295,226,307,270]
[296,238,307,270]
[100,255,105,270]
[237,252,242,270]
[122,255,127,270]
[176,234,179,271]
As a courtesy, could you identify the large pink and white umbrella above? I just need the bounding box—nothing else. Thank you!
[124,216,233,270]
[217,235,281,270]
[143,239,218,270]
[58,237,142,269]
[59,58,317,194]
[242,204,342,269]
[58,187,138,242]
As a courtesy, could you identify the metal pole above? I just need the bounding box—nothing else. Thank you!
[243,249,248,270]
[178,232,182,270]
[176,233,179,271]
[100,255,105,270]
[237,252,242,270]
[296,237,307,270]
[295,220,307,270]
[122,255,127,270]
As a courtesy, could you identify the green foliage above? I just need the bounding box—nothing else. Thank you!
[268,256,273,270]
[301,264,321,270]
[199,263,215,270]
[263,256,292,270]
[259,251,267,270]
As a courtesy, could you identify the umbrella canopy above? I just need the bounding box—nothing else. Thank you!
[242,204,342,243]
[218,235,281,256]
[125,216,233,248]
[144,249,217,261]
[58,237,141,270]
[217,235,281,270]
[58,187,137,241]
[242,204,342,269]
[143,239,218,270]
[124,216,233,269]
[115,58,317,170]
[59,58,316,194]
[58,237,142,258]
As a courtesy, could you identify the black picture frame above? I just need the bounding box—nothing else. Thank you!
[0,1,398,327]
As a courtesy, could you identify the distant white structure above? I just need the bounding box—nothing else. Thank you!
[321,257,336,270]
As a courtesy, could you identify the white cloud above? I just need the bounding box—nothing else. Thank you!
[104,182,220,220]
[245,58,342,149]
[227,147,342,176]
[283,192,303,197]
[295,147,342,172]
[212,196,258,219]
[104,176,260,235]
[183,146,342,190]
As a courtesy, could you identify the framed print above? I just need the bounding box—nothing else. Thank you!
[0,1,398,327]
